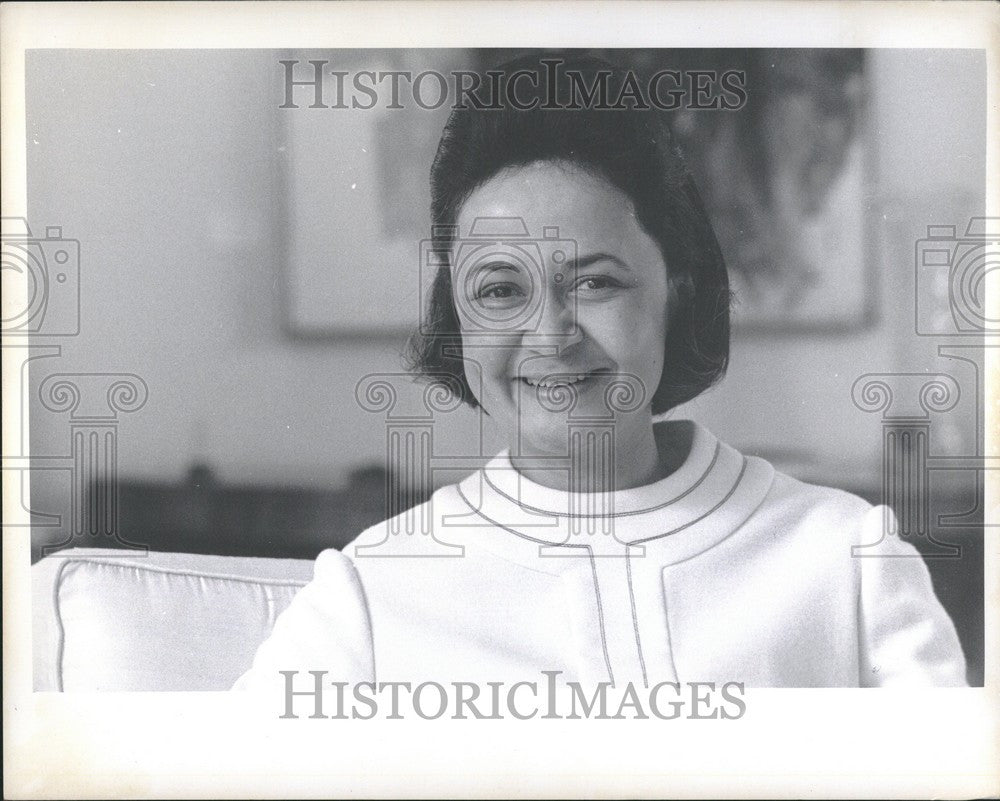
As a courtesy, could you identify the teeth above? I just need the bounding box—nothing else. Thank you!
[523,374,588,388]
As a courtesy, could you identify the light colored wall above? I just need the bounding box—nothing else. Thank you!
[27,49,985,492]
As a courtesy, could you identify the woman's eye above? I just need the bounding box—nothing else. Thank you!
[474,282,526,306]
[573,275,622,293]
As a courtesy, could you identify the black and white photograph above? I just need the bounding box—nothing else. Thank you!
[3,2,998,798]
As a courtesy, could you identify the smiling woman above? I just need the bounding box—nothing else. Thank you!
[234,52,967,693]
[449,162,672,486]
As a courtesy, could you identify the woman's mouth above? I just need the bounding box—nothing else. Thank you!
[517,369,607,389]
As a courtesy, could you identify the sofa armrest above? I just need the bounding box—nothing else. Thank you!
[32,548,315,692]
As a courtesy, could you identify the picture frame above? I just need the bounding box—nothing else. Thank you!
[280,48,878,337]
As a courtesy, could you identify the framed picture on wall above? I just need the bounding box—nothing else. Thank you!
[281,48,877,337]
[660,49,877,333]
[279,49,473,338]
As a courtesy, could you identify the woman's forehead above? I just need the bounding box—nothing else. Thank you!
[455,162,641,244]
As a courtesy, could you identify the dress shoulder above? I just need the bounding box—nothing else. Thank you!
[342,485,465,559]
[747,464,967,685]
[231,548,375,691]
[766,466,873,520]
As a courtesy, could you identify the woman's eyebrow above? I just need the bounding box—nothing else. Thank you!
[472,261,522,276]
[568,253,633,272]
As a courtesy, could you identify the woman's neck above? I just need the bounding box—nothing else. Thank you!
[508,419,694,493]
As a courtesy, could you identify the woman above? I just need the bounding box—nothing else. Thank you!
[235,53,966,692]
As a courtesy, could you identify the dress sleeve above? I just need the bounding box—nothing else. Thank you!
[231,549,375,692]
[856,505,968,687]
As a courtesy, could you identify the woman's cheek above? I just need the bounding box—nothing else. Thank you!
[598,304,646,353]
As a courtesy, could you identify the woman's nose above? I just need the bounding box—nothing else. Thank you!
[521,287,582,352]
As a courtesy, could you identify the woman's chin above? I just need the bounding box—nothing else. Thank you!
[508,414,594,459]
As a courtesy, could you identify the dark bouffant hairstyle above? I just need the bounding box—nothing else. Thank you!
[404,51,731,415]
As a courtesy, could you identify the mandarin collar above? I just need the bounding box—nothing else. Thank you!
[451,421,776,564]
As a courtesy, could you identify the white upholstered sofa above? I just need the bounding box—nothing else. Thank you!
[32,548,315,691]
[31,543,982,690]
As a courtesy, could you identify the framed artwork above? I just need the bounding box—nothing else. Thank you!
[658,49,876,333]
[280,49,471,338]
[282,48,875,337]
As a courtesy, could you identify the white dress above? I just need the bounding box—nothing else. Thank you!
[234,421,967,690]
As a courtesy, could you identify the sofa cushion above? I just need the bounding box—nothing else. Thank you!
[33,548,315,691]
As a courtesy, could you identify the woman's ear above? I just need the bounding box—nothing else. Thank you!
[666,270,695,321]
[673,271,695,298]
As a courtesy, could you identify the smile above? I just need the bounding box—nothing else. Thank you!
[518,369,605,389]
